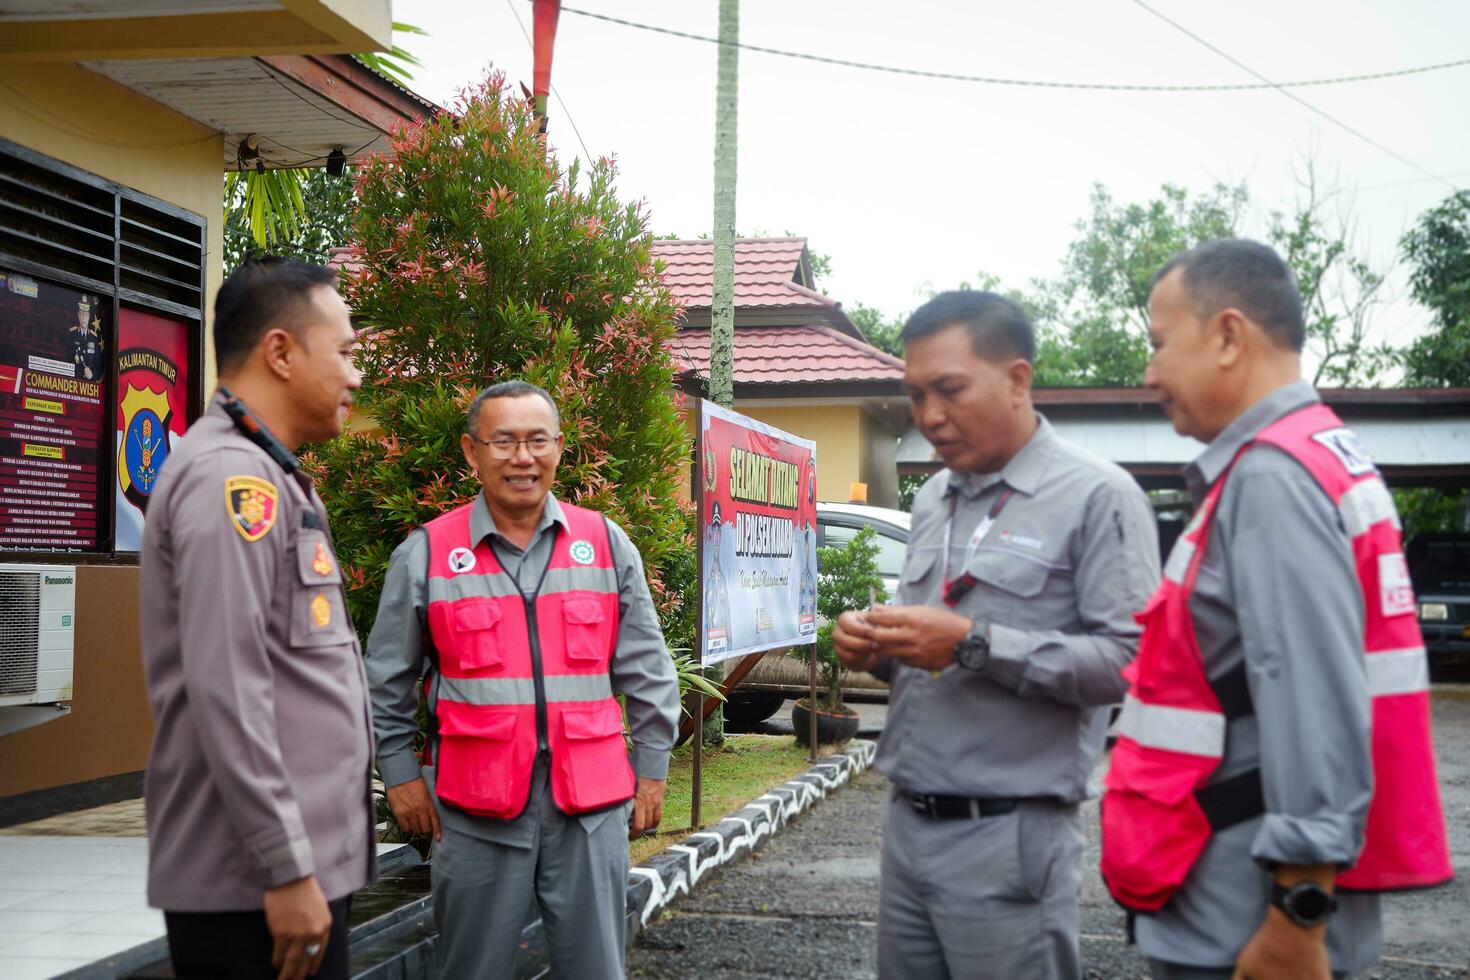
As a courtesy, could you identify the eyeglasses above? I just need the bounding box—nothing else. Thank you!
[473,434,560,459]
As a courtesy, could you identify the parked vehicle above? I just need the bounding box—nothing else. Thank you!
[1408,533,1470,666]
[724,503,910,724]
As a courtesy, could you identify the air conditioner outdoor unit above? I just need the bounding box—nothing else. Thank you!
[0,564,76,724]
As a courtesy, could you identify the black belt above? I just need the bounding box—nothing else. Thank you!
[896,788,1022,821]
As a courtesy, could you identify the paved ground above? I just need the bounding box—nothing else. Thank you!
[631,686,1470,979]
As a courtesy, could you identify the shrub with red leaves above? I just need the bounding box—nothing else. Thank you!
[306,71,690,636]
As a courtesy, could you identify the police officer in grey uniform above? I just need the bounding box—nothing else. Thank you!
[365,381,680,979]
[834,291,1159,979]
[140,259,372,980]
[1132,241,1380,978]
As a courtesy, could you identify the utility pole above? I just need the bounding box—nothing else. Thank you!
[703,0,739,748]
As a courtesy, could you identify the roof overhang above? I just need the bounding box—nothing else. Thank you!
[0,1,392,63]
[898,387,1470,490]
[83,54,438,169]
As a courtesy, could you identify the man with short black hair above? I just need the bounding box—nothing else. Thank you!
[834,290,1159,978]
[1101,239,1451,978]
[365,381,680,979]
[141,258,372,980]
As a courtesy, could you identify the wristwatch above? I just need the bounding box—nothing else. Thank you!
[954,620,991,672]
[1269,881,1338,928]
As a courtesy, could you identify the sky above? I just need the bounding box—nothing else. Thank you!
[399,0,1470,349]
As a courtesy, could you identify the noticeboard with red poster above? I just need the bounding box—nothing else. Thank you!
[0,269,107,552]
[698,399,818,665]
[114,307,190,551]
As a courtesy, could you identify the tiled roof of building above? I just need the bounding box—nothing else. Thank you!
[671,323,905,387]
[651,237,835,311]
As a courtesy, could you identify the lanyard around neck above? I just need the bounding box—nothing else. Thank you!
[942,485,1015,604]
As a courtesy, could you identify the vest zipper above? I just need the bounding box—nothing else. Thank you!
[526,595,550,753]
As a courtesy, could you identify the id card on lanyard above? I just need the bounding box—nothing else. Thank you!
[942,486,1015,608]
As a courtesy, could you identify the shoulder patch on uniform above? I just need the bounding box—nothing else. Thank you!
[225,475,278,542]
[1311,427,1375,476]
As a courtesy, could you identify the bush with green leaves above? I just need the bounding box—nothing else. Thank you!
[305,71,689,642]
[791,525,889,712]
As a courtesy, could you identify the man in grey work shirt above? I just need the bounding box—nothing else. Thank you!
[834,291,1159,979]
[1128,240,1379,978]
[365,380,680,979]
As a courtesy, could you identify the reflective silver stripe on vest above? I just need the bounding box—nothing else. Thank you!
[1366,646,1429,698]
[428,571,522,603]
[1162,538,1196,585]
[1115,693,1225,758]
[1338,479,1400,538]
[541,565,618,595]
[438,673,614,706]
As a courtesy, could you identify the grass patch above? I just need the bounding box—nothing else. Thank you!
[631,734,832,865]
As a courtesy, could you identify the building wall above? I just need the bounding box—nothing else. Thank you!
[0,64,222,800]
[739,404,868,504]
[0,61,225,388]
[0,566,148,798]
[859,407,900,508]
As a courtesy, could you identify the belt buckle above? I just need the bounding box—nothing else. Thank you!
[907,793,939,819]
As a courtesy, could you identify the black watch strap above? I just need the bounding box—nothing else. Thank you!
[1269,881,1338,928]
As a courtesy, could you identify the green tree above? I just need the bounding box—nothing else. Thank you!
[1400,189,1470,387]
[307,72,690,639]
[224,166,356,274]
[791,525,887,711]
[849,303,904,358]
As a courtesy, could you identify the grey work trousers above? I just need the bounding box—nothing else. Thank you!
[1149,961,1351,979]
[878,791,1083,980]
[429,778,631,980]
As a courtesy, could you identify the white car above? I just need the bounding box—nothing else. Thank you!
[724,502,911,724]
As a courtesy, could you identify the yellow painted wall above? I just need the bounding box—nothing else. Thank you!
[0,62,225,390]
[740,404,866,504]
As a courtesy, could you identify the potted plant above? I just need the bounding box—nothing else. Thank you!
[791,525,888,746]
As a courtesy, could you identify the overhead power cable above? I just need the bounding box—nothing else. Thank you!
[553,2,1470,94]
[1130,0,1458,192]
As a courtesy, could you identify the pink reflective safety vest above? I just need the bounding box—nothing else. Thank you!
[420,501,635,819]
[1101,403,1452,913]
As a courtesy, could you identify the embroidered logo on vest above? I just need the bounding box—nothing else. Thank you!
[569,540,596,565]
[447,547,477,574]
[1312,427,1375,476]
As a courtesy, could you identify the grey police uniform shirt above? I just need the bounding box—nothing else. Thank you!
[366,492,681,846]
[140,395,376,911]
[1134,381,1379,971]
[875,414,1160,801]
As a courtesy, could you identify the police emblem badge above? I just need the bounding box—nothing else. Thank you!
[569,540,596,565]
[310,593,331,627]
[225,475,278,542]
[312,541,334,576]
[118,384,174,508]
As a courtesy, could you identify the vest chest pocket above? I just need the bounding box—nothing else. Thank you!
[289,534,354,649]
[451,600,504,671]
[562,596,612,665]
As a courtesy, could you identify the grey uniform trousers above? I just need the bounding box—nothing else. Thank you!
[430,769,631,980]
[878,792,1084,980]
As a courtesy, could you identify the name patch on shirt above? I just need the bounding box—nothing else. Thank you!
[998,529,1044,551]
[1312,428,1375,477]
[1378,552,1415,617]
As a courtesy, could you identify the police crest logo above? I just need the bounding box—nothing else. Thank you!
[447,547,477,574]
[224,475,278,542]
[312,541,334,576]
[569,540,596,565]
[310,593,331,628]
[118,384,173,506]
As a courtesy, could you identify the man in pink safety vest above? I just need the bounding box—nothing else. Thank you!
[1102,239,1450,979]
[364,381,680,979]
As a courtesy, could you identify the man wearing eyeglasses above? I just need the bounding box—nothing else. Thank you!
[364,380,680,979]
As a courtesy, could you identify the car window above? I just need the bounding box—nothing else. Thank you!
[822,523,908,579]
[1408,535,1470,594]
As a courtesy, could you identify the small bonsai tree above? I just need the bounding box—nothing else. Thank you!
[792,525,889,713]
